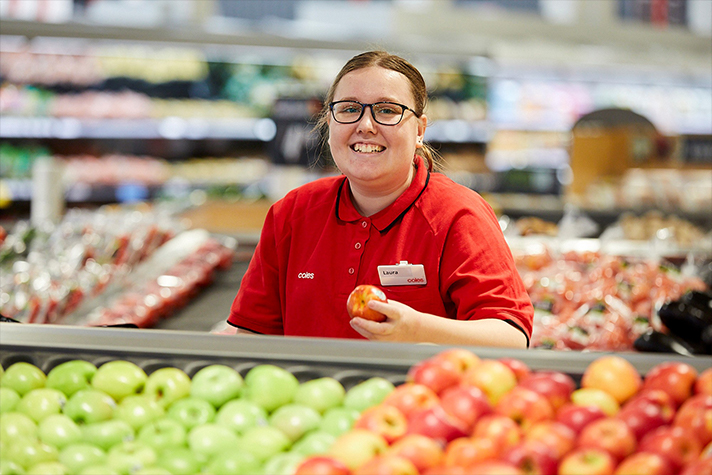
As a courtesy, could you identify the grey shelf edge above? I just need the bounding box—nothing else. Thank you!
[1,323,711,376]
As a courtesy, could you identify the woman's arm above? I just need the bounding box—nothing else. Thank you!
[349,299,528,348]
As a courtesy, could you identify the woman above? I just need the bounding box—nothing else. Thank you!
[226,51,533,348]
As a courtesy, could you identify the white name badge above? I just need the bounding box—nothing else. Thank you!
[377,261,427,286]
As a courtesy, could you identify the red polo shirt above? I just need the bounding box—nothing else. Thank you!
[228,157,533,343]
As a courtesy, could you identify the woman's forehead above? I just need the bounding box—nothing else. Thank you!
[334,66,412,101]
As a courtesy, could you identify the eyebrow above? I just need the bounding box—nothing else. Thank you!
[334,97,405,104]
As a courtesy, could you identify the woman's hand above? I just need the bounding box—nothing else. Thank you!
[349,299,422,342]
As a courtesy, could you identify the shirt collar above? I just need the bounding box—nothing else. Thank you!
[336,156,430,232]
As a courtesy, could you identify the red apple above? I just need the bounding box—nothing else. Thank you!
[443,437,497,469]
[388,434,445,473]
[639,426,702,471]
[582,356,642,405]
[354,454,418,475]
[613,452,674,475]
[525,421,576,460]
[433,349,481,375]
[618,390,676,441]
[471,414,523,453]
[354,404,408,444]
[499,358,531,383]
[405,404,468,446]
[461,360,517,406]
[467,461,525,475]
[679,458,712,475]
[501,440,558,475]
[519,371,576,411]
[347,284,387,322]
[406,357,461,395]
[673,394,712,446]
[295,456,352,475]
[555,403,607,434]
[642,362,698,408]
[440,384,492,431]
[558,447,616,475]
[577,417,637,462]
[382,383,440,418]
[495,386,555,432]
[695,368,712,396]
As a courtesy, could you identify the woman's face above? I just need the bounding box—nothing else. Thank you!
[328,66,427,193]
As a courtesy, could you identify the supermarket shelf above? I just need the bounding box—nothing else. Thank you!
[1,322,711,379]
[0,116,277,141]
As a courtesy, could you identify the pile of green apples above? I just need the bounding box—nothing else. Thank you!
[0,359,396,475]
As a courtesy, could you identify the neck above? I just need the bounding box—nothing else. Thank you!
[349,165,415,217]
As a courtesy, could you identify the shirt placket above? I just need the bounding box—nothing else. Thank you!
[346,218,371,287]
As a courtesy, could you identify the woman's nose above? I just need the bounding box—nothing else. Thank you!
[356,105,377,132]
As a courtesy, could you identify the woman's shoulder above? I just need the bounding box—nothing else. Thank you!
[426,172,491,210]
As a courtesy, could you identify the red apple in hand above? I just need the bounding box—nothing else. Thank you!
[642,362,698,408]
[347,285,387,322]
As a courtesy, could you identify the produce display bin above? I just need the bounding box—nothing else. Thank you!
[2,323,711,386]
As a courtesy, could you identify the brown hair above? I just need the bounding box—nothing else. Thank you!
[315,50,440,171]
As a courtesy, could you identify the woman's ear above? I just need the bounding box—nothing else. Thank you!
[416,114,427,148]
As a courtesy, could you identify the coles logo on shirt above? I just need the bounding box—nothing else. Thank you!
[298,272,314,279]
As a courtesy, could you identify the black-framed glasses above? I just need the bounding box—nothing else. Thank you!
[329,101,418,126]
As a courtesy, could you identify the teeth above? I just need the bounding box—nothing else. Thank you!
[352,143,384,153]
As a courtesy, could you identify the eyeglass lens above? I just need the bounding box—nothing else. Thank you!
[332,102,406,125]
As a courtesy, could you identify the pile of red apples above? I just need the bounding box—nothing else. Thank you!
[299,349,712,475]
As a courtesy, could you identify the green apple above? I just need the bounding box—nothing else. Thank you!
[190,365,243,408]
[239,425,291,462]
[64,389,116,425]
[260,452,306,475]
[166,397,215,430]
[143,368,191,409]
[294,378,345,414]
[115,395,164,431]
[1,362,46,396]
[215,399,268,435]
[319,407,360,437]
[343,377,395,412]
[39,414,83,448]
[46,361,97,398]
[133,467,172,475]
[78,464,120,474]
[0,459,25,475]
[0,387,21,413]
[3,435,58,470]
[155,447,201,475]
[81,420,134,451]
[59,443,107,474]
[1,411,38,439]
[292,430,336,456]
[17,388,67,423]
[92,361,147,403]
[187,423,240,459]
[26,461,70,475]
[205,450,261,475]
[136,418,186,451]
[106,441,156,475]
[269,404,321,443]
[244,365,299,413]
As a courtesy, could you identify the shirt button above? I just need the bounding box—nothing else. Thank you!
[361,221,368,228]
[348,268,355,275]
[354,242,362,249]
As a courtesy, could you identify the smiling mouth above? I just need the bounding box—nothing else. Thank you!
[351,143,385,153]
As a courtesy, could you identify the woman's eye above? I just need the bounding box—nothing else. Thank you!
[375,105,399,115]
